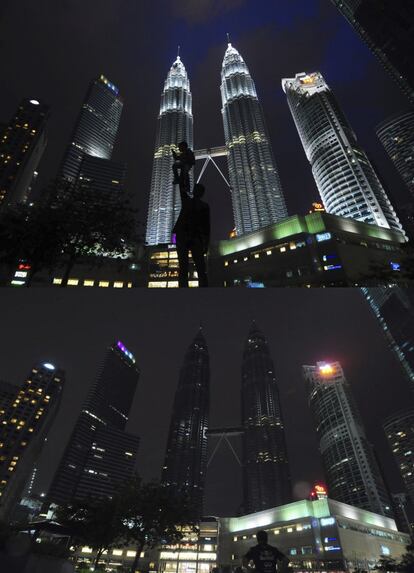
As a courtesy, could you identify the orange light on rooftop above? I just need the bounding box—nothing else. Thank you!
[319,364,334,376]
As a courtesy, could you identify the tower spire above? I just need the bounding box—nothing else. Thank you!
[227,32,231,45]
[177,45,181,59]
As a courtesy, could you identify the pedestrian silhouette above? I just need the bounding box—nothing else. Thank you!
[173,180,210,288]
[242,530,289,573]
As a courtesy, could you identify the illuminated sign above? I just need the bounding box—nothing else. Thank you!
[320,517,335,527]
[316,232,332,242]
[117,341,136,363]
[390,262,401,271]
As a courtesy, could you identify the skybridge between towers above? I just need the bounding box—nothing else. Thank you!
[206,425,244,467]
[194,146,231,189]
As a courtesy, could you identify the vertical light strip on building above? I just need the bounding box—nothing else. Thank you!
[221,43,287,236]
[146,55,194,246]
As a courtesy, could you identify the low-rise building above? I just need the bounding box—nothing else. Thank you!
[211,212,410,287]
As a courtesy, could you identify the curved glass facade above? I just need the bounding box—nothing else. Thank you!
[221,44,287,236]
[146,56,194,245]
[282,72,405,235]
[60,75,123,183]
[376,111,414,197]
[162,329,209,519]
[303,362,393,517]
[241,323,291,513]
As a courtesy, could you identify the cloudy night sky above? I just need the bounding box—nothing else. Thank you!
[0,289,413,516]
[0,0,411,239]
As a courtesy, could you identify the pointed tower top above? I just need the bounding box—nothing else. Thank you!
[177,45,181,59]
[227,32,231,46]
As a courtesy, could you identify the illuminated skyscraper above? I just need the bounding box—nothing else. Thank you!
[146,55,193,246]
[303,361,393,517]
[0,362,64,519]
[162,329,209,519]
[241,323,291,513]
[60,75,123,183]
[48,341,140,505]
[362,288,414,390]
[384,410,414,508]
[282,72,404,235]
[221,43,287,236]
[330,1,414,104]
[0,98,49,207]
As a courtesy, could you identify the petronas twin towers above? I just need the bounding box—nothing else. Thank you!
[146,43,287,245]
[162,324,291,518]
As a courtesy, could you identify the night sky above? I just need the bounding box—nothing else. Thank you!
[0,289,413,516]
[0,0,411,240]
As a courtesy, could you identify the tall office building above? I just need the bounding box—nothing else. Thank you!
[384,410,414,508]
[0,380,18,423]
[221,43,287,236]
[162,329,209,519]
[48,341,140,505]
[0,99,49,207]
[362,288,414,389]
[60,75,123,183]
[330,1,414,104]
[0,362,64,519]
[282,72,404,235]
[78,155,127,198]
[146,55,194,246]
[303,361,393,517]
[376,111,414,197]
[241,323,291,514]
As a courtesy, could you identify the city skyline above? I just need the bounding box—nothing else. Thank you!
[0,0,411,241]
[0,289,413,516]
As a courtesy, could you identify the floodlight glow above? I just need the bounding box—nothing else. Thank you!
[29,99,40,105]
[319,364,334,376]
[43,363,55,371]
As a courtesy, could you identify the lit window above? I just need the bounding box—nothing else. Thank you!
[67,279,79,286]
[266,251,272,256]
[83,280,94,287]
[113,282,124,288]
[99,281,109,288]
[254,254,260,259]
[280,247,286,253]
[168,281,179,288]
[53,278,63,285]
[113,549,123,556]
[127,551,137,557]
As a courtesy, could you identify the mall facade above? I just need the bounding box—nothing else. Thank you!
[72,497,410,572]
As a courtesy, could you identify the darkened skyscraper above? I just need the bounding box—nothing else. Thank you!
[0,362,64,519]
[0,380,17,423]
[60,75,123,183]
[241,323,291,514]
[331,1,414,104]
[362,288,414,390]
[221,44,287,236]
[0,99,49,208]
[162,329,209,519]
[384,410,414,508]
[376,111,414,198]
[303,361,393,517]
[48,341,140,505]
